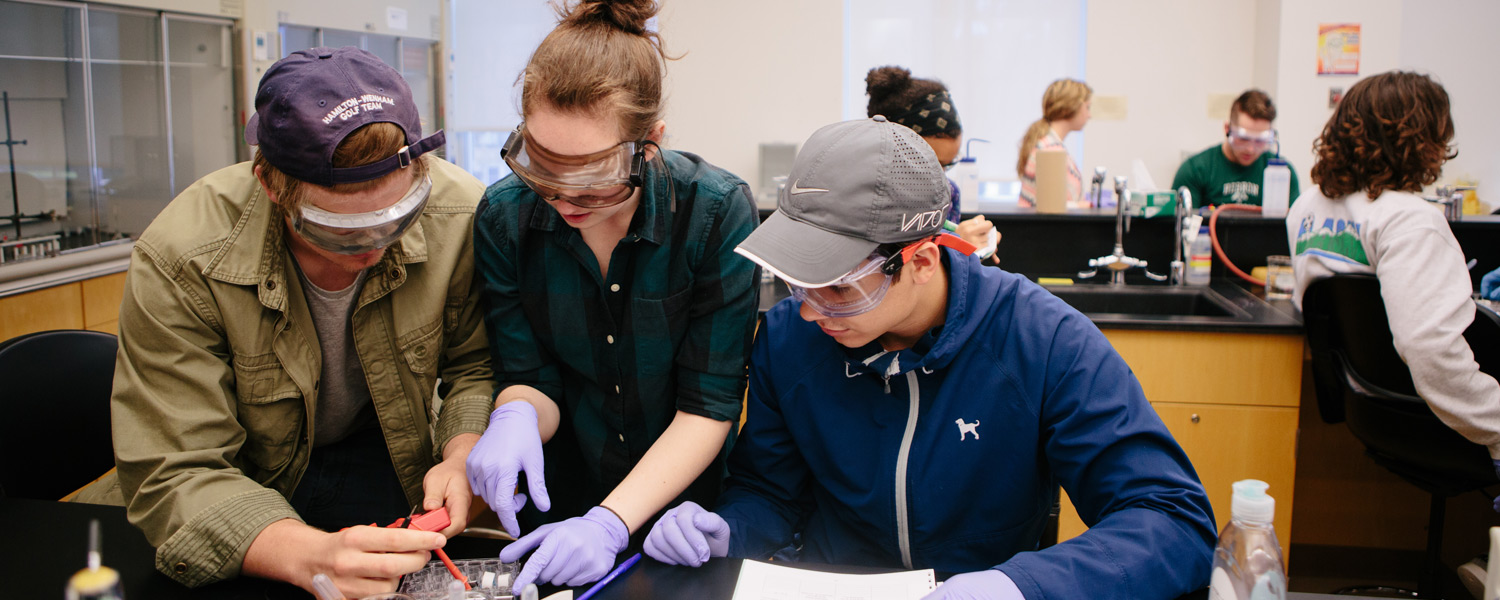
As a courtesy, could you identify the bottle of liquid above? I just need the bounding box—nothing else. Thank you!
[952,156,980,214]
[1209,480,1287,600]
[65,520,124,600]
[1186,226,1212,285]
[1261,158,1291,218]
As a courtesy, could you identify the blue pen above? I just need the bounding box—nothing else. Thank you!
[576,553,642,600]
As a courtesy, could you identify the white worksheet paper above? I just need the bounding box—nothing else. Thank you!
[731,559,937,600]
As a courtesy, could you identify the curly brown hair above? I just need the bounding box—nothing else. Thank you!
[1310,71,1457,200]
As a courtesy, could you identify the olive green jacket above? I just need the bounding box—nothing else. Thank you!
[109,158,495,587]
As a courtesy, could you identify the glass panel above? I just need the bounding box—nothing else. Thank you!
[88,8,167,240]
[452,131,510,186]
[0,0,89,249]
[280,24,318,55]
[401,39,436,137]
[167,18,235,196]
[365,32,398,68]
[322,29,363,51]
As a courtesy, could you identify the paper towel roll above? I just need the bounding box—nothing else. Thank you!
[1035,150,1068,214]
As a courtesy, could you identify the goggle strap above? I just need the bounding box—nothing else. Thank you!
[881,234,979,274]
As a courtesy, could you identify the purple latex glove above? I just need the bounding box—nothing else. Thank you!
[465,402,550,538]
[642,501,730,567]
[499,506,629,589]
[1481,267,1500,301]
[1492,460,1500,512]
[919,570,1023,600]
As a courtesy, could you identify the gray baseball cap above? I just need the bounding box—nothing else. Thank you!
[735,116,951,287]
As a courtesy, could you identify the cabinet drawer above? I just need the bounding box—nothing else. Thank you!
[1103,330,1303,407]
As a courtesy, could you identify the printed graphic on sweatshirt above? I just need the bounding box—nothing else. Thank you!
[1222,181,1260,204]
[1293,214,1369,265]
[955,418,980,441]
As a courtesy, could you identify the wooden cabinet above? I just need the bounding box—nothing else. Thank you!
[0,271,127,341]
[1058,329,1304,549]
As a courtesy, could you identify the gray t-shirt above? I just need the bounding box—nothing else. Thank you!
[294,265,377,447]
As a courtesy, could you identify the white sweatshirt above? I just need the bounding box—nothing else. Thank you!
[1288,188,1500,458]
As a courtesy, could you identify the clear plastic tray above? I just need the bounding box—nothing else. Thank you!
[397,558,520,600]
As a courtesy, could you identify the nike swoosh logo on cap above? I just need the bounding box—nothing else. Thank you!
[789,179,829,195]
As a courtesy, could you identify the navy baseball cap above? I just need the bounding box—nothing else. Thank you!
[245,46,444,186]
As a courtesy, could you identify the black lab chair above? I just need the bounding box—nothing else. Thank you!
[0,330,118,500]
[1303,274,1499,598]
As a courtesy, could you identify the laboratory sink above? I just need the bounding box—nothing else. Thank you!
[1041,284,1251,320]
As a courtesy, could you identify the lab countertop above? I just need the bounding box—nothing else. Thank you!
[759,277,1304,335]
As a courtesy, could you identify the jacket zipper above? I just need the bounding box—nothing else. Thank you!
[895,369,920,569]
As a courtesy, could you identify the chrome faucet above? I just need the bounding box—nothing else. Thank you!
[1078,176,1166,285]
[1169,187,1192,285]
[1089,166,1107,207]
[1425,185,1473,221]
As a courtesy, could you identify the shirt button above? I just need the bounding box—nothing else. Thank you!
[606,335,615,344]
[618,433,625,442]
[174,562,188,574]
[614,385,621,393]
[610,284,620,292]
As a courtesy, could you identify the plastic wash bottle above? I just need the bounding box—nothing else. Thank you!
[1208,480,1287,600]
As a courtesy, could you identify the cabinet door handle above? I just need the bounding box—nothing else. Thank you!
[1190,413,1200,424]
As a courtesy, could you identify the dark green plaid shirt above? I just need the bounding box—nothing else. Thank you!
[474,150,759,494]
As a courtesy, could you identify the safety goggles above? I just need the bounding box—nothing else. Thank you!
[1227,127,1278,150]
[290,174,431,255]
[789,235,975,318]
[501,127,645,208]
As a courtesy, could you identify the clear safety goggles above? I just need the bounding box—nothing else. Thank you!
[290,174,431,255]
[1227,127,1278,150]
[789,235,975,318]
[501,127,645,208]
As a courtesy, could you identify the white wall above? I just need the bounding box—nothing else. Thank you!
[1083,0,1260,193]
[1269,0,1404,194]
[1400,0,1500,203]
[657,0,844,198]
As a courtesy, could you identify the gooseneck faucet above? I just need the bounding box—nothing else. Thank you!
[1169,187,1192,285]
[1078,175,1166,285]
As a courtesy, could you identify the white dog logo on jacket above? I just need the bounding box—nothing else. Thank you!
[955,418,980,441]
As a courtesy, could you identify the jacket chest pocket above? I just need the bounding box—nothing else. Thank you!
[630,287,693,375]
[399,319,442,408]
[232,352,305,473]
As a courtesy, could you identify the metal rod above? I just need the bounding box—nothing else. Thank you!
[3,91,29,238]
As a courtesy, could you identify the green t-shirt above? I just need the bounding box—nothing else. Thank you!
[1170,144,1300,207]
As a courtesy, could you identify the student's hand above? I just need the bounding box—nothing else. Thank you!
[422,433,479,537]
[643,501,730,567]
[466,402,551,538]
[499,506,629,589]
[1481,266,1500,300]
[306,525,443,598]
[920,569,1022,600]
[954,216,1000,258]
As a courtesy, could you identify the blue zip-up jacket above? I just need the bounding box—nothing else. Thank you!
[718,249,1215,600]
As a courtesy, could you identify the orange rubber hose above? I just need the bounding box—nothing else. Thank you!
[1208,204,1266,286]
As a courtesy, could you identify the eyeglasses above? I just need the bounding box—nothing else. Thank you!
[290,174,431,255]
[501,127,645,208]
[1227,127,1278,150]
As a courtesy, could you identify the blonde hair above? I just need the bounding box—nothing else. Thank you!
[1016,79,1092,177]
[253,122,427,213]
[521,0,670,140]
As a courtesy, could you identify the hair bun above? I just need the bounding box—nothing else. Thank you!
[562,0,658,34]
[865,65,913,99]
